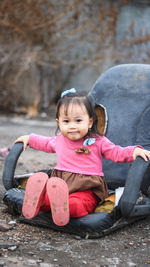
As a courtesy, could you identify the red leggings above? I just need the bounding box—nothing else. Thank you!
[41,190,98,218]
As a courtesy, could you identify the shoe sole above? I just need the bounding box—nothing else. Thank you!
[46,177,69,226]
[22,172,48,219]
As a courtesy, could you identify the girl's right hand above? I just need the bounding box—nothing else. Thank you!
[14,135,29,151]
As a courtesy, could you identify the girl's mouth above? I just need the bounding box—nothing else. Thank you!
[68,131,78,134]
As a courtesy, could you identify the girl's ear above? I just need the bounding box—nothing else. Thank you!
[89,117,94,129]
[56,118,59,125]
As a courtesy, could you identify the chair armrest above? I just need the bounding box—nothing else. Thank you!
[119,156,150,217]
[2,142,24,190]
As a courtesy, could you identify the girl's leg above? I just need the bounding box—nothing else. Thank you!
[46,177,69,226]
[41,184,98,222]
[22,172,49,219]
[40,192,50,212]
[69,190,99,218]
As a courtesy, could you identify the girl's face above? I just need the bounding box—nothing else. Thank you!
[56,103,93,141]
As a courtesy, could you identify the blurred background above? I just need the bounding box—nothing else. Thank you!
[0,0,150,118]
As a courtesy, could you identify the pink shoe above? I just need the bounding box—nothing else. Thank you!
[22,172,48,219]
[46,177,69,226]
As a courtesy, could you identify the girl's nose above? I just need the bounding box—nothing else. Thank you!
[69,122,76,128]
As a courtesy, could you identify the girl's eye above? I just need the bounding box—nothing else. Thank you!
[63,119,69,123]
[76,119,82,122]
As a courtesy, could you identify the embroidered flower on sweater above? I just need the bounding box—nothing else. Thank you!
[75,138,95,155]
[75,147,91,154]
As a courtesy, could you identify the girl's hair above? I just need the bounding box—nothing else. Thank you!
[55,91,103,137]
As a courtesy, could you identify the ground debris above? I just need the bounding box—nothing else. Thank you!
[0,147,10,159]
[0,242,18,249]
[0,220,13,232]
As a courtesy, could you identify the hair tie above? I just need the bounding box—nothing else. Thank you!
[61,88,76,98]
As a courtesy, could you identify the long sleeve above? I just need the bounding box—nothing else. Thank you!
[101,136,136,163]
[29,134,56,153]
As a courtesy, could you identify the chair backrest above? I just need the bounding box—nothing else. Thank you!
[88,64,150,189]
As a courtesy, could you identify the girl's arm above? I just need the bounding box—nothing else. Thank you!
[133,147,150,161]
[14,135,29,151]
[101,136,150,163]
[15,134,56,153]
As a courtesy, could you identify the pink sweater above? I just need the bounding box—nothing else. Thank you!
[29,133,136,176]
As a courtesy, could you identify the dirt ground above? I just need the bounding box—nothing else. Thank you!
[0,115,150,267]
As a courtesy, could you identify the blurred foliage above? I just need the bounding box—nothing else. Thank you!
[0,0,119,71]
[0,0,119,113]
[0,0,150,115]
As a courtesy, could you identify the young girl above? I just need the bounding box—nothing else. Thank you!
[15,88,150,226]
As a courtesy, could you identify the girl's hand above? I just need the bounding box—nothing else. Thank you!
[14,135,29,151]
[133,147,150,161]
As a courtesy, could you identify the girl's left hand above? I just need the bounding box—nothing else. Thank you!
[133,147,150,161]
